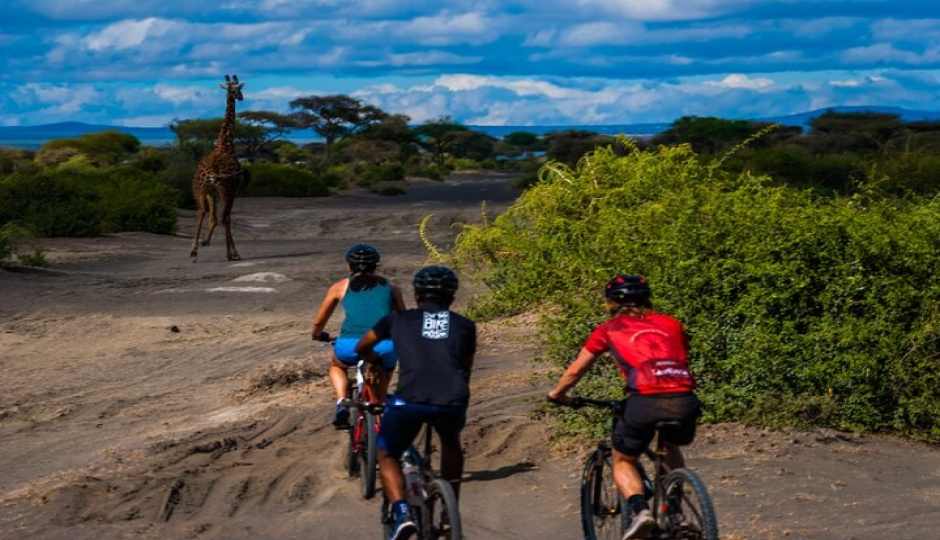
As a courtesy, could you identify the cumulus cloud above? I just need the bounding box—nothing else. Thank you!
[4,1,940,126]
[705,74,775,90]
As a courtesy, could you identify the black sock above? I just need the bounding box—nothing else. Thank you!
[627,494,648,515]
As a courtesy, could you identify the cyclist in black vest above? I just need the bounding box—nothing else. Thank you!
[356,265,476,540]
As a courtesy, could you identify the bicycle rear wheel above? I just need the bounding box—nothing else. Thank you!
[658,468,718,540]
[422,477,461,540]
[359,412,379,499]
[344,379,363,476]
[581,447,627,540]
[345,405,360,477]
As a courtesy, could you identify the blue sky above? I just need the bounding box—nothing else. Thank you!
[2,1,940,127]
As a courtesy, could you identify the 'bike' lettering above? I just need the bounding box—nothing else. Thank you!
[422,311,450,339]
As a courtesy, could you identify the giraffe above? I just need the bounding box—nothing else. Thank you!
[190,74,246,261]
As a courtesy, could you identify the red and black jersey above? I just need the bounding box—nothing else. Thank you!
[583,313,695,395]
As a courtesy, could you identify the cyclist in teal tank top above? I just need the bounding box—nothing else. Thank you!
[312,244,405,428]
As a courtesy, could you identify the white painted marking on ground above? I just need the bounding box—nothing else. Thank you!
[232,272,291,283]
[207,287,278,293]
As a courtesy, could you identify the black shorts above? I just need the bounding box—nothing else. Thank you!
[613,393,701,456]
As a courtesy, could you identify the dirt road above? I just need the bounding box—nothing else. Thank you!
[1,172,938,539]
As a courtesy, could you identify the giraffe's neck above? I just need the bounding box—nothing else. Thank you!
[216,90,237,150]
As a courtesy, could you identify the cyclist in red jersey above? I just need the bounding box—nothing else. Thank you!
[548,275,701,540]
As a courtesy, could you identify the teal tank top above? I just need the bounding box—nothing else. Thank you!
[339,278,394,337]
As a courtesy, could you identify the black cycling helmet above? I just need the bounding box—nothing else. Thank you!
[345,243,380,271]
[604,274,651,302]
[413,265,459,296]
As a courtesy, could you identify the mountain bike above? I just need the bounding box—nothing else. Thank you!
[340,357,383,500]
[379,423,463,540]
[563,397,718,540]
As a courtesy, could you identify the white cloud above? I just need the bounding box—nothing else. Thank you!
[705,74,775,90]
[576,0,749,22]
[394,12,500,46]
[83,18,176,52]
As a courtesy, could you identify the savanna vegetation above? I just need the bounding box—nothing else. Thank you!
[3,102,940,441]
[0,95,550,269]
[447,121,940,442]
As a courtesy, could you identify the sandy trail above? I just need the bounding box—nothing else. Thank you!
[1,172,938,540]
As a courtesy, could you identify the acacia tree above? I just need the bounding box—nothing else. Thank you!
[412,117,469,165]
[169,118,265,160]
[343,113,418,164]
[288,94,387,165]
[238,111,299,161]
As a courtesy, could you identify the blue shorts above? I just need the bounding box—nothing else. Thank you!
[377,396,467,460]
[334,337,397,371]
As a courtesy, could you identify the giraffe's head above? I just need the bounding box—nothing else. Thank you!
[220,74,245,101]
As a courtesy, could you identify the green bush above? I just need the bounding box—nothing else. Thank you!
[0,222,47,268]
[452,140,940,441]
[356,162,405,187]
[407,163,448,181]
[94,169,178,234]
[447,157,480,171]
[156,159,197,209]
[242,162,329,197]
[0,172,102,236]
[1,168,179,236]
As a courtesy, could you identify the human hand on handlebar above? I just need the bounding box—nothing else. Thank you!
[546,392,573,407]
[312,331,331,342]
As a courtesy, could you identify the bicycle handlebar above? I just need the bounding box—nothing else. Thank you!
[340,398,385,414]
[549,396,624,410]
[313,331,334,343]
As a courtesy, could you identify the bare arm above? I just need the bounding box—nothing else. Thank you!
[355,329,381,365]
[390,282,406,312]
[547,347,601,405]
[311,279,346,339]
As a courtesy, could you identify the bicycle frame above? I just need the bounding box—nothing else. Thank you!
[342,360,383,499]
[565,396,718,540]
[382,422,463,540]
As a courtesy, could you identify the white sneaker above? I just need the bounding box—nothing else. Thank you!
[622,508,655,540]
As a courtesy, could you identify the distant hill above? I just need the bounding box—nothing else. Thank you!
[3,107,940,149]
[758,106,940,128]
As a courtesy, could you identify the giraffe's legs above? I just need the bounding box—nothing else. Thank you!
[190,195,207,259]
[221,195,240,261]
[202,193,218,247]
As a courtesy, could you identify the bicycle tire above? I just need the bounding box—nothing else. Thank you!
[580,447,627,540]
[658,468,718,540]
[345,413,360,477]
[344,383,361,477]
[422,477,462,540]
[359,412,379,499]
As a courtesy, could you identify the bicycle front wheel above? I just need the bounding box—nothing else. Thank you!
[658,468,718,540]
[358,412,378,499]
[422,477,462,540]
[581,448,627,540]
[379,491,393,540]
